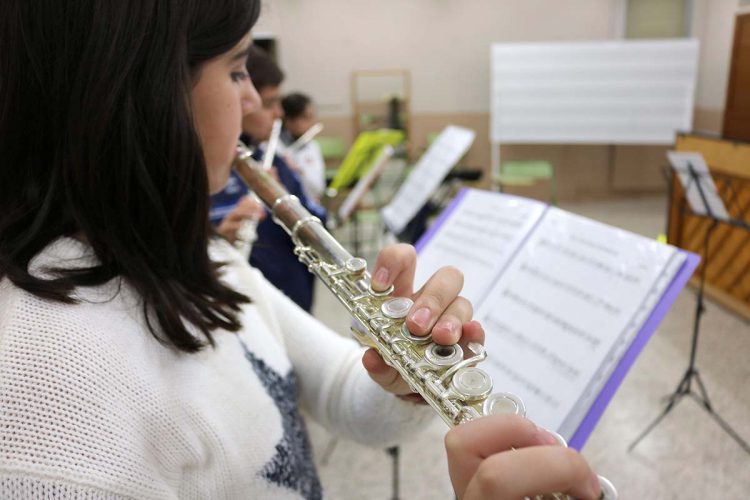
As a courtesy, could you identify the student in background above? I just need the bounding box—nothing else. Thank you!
[212,47,326,312]
[282,92,326,201]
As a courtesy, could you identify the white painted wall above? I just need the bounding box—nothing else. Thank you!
[692,0,740,112]
[256,0,742,120]
[256,0,615,116]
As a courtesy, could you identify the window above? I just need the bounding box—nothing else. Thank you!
[620,0,693,39]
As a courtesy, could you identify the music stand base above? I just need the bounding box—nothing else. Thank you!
[628,367,750,454]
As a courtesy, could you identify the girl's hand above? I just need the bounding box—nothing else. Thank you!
[216,195,266,243]
[362,243,483,397]
[446,415,602,500]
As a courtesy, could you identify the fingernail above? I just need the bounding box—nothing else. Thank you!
[535,426,561,446]
[434,318,459,338]
[372,267,389,288]
[410,307,431,329]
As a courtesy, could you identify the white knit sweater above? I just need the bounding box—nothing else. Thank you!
[0,238,434,499]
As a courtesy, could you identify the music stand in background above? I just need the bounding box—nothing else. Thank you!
[629,153,750,454]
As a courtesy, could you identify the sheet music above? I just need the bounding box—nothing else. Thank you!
[381,126,475,234]
[414,190,546,305]
[475,207,679,437]
[667,151,730,222]
[560,248,685,438]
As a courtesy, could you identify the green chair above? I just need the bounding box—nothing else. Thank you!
[495,160,557,205]
[315,136,346,160]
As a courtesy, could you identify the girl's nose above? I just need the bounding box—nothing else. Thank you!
[241,80,261,116]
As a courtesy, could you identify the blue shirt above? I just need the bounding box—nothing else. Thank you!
[210,148,326,312]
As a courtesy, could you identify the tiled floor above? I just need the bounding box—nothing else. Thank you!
[309,195,750,499]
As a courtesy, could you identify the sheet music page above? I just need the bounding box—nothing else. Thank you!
[414,189,546,305]
[476,207,678,437]
[667,151,730,222]
[381,126,475,234]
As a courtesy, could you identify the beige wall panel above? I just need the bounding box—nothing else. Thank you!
[257,0,615,116]
[500,145,613,200]
[409,113,490,179]
[693,0,739,112]
[318,116,355,147]
[322,111,678,201]
[611,145,672,192]
[693,107,725,133]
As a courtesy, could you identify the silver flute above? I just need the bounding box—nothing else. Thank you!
[232,143,616,500]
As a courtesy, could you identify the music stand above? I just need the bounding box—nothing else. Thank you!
[628,157,750,454]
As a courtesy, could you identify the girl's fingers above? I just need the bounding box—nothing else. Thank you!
[371,244,416,296]
[459,320,485,348]
[361,348,412,395]
[445,415,599,500]
[445,414,559,495]
[462,446,601,500]
[421,295,473,345]
[406,266,464,337]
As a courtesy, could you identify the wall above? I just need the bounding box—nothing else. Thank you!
[255,0,743,200]
[256,0,614,115]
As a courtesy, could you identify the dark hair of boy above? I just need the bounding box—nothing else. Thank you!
[246,46,285,91]
[281,93,312,120]
[0,0,261,353]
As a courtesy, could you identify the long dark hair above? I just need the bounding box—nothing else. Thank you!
[0,0,261,352]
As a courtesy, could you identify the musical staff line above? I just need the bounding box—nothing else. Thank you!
[461,210,527,228]
[501,289,601,349]
[519,263,622,316]
[538,238,641,284]
[433,240,495,268]
[485,315,581,382]
[486,356,561,409]
[444,226,515,243]
[569,234,619,257]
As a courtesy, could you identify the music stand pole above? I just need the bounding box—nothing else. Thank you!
[629,163,750,454]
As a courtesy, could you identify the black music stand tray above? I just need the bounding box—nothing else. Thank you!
[628,162,750,454]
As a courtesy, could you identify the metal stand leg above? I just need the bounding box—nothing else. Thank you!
[387,446,400,500]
